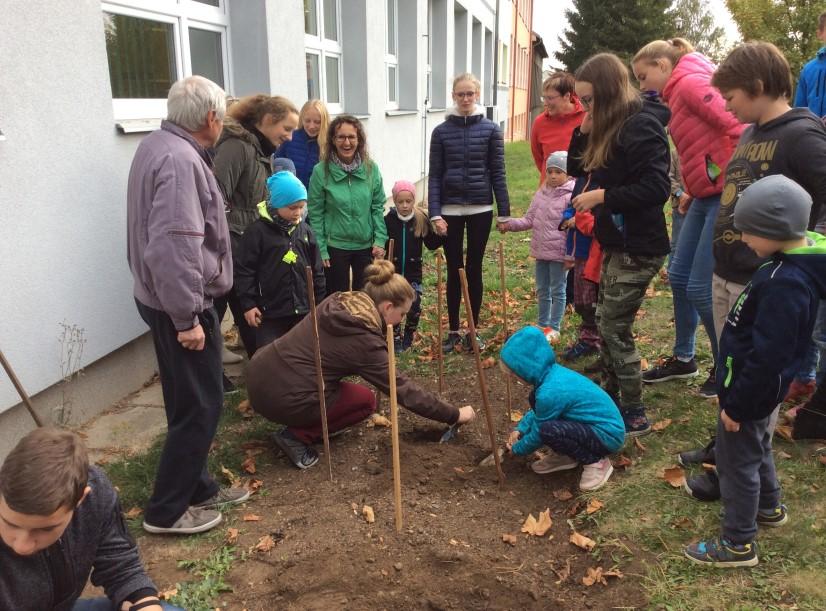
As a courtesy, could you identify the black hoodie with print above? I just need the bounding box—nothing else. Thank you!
[713,108,826,285]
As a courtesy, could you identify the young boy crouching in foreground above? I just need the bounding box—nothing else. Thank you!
[500,326,625,491]
[0,428,181,610]
[684,175,826,567]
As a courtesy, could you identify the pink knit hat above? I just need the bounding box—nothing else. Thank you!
[392,180,416,200]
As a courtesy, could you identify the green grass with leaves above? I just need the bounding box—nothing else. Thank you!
[105,140,826,610]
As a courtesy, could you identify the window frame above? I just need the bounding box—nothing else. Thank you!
[385,0,399,109]
[304,0,344,114]
[102,0,231,121]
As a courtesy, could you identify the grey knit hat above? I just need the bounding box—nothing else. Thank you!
[546,150,568,173]
[734,174,812,241]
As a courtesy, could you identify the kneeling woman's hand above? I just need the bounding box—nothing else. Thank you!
[456,405,476,424]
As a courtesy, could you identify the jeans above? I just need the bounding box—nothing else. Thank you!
[535,260,568,331]
[136,301,222,527]
[668,195,719,364]
[667,205,686,272]
[794,300,826,383]
[443,212,493,330]
[538,420,610,464]
[73,599,183,611]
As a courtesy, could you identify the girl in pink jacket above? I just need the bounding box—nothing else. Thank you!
[632,39,745,398]
[502,151,574,340]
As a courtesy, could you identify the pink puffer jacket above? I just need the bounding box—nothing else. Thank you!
[506,179,573,262]
[662,52,745,199]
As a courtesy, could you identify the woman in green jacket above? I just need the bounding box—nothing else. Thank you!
[308,115,388,293]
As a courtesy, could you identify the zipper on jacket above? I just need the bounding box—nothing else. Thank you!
[724,356,733,388]
[402,221,408,277]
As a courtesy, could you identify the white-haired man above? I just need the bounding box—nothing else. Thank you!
[127,76,248,534]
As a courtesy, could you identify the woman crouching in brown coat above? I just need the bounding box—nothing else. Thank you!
[246,259,476,468]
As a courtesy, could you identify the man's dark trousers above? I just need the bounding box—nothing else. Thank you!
[136,300,222,527]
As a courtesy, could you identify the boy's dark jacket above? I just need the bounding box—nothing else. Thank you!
[235,201,326,320]
[567,99,672,257]
[0,467,156,611]
[713,108,826,285]
[384,208,444,284]
[717,232,826,421]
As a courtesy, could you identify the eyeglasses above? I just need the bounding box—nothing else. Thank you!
[542,94,561,103]
[454,91,477,98]
[579,95,593,108]
[334,135,358,142]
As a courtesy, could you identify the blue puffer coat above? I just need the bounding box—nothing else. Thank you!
[427,106,510,218]
[274,128,319,188]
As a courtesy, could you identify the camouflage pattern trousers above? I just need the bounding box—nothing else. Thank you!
[597,250,665,412]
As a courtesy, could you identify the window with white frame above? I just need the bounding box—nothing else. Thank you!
[385,0,399,108]
[499,42,509,85]
[102,0,230,121]
[304,0,343,113]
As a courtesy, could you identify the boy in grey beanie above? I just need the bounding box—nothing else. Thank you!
[686,174,826,567]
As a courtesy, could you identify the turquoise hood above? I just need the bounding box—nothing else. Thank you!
[500,326,556,386]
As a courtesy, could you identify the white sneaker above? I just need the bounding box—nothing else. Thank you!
[579,458,613,491]
[222,345,243,364]
[530,451,578,474]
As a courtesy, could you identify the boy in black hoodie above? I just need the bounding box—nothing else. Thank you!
[235,171,326,352]
[685,175,826,567]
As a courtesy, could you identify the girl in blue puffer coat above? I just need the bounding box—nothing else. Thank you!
[428,73,511,354]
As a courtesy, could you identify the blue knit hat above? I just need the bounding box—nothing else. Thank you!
[270,155,297,174]
[267,171,307,209]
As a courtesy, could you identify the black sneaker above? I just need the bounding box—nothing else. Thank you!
[683,470,721,501]
[642,356,699,383]
[678,438,716,466]
[623,410,651,437]
[462,333,485,352]
[223,373,240,396]
[401,329,415,351]
[698,370,717,398]
[684,537,758,567]
[563,341,599,362]
[272,429,319,469]
[393,336,403,354]
[442,332,462,354]
[757,504,789,527]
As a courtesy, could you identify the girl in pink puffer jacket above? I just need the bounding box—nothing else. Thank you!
[502,151,574,338]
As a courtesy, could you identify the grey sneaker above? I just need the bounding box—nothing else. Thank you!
[193,487,251,509]
[273,429,319,469]
[143,507,222,535]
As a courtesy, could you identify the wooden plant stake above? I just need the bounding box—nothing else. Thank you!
[458,268,505,483]
[306,266,333,481]
[436,249,445,395]
[0,348,44,427]
[498,242,512,422]
[387,238,395,263]
[386,324,403,532]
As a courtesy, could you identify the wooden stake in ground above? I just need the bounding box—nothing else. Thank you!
[385,324,403,532]
[436,249,445,395]
[387,238,395,263]
[306,266,333,481]
[458,268,505,483]
[0,348,44,427]
[498,242,512,422]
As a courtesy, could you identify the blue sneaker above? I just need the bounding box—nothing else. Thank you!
[622,410,651,437]
[684,537,758,567]
[563,341,600,362]
[757,504,789,527]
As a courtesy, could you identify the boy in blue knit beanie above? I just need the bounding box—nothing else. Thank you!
[500,326,624,491]
[234,171,326,351]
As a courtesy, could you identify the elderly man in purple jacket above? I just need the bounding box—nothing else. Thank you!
[127,76,249,535]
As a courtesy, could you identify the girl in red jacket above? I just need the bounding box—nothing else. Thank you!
[632,39,744,398]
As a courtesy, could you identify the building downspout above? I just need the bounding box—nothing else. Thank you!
[492,0,500,109]
[524,1,534,140]
[508,1,517,141]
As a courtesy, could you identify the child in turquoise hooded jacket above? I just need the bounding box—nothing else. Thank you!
[501,326,624,491]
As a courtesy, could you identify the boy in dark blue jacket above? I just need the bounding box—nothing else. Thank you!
[235,171,326,351]
[685,175,826,567]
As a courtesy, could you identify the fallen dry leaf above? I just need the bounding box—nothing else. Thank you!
[553,488,574,501]
[220,465,240,487]
[582,566,623,586]
[651,419,672,432]
[241,456,257,474]
[775,424,794,442]
[612,455,632,469]
[640,358,649,370]
[502,533,517,546]
[481,356,496,369]
[254,535,275,553]
[509,410,524,423]
[662,465,686,488]
[123,507,143,519]
[245,478,263,493]
[369,413,392,428]
[521,509,552,536]
[633,437,647,452]
[242,513,261,522]
[236,399,253,419]
[159,588,178,600]
[226,527,239,544]
[569,531,596,551]
[670,516,693,529]
[566,500,584,517]
[362,505,375,524]
[585,499,604,515]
